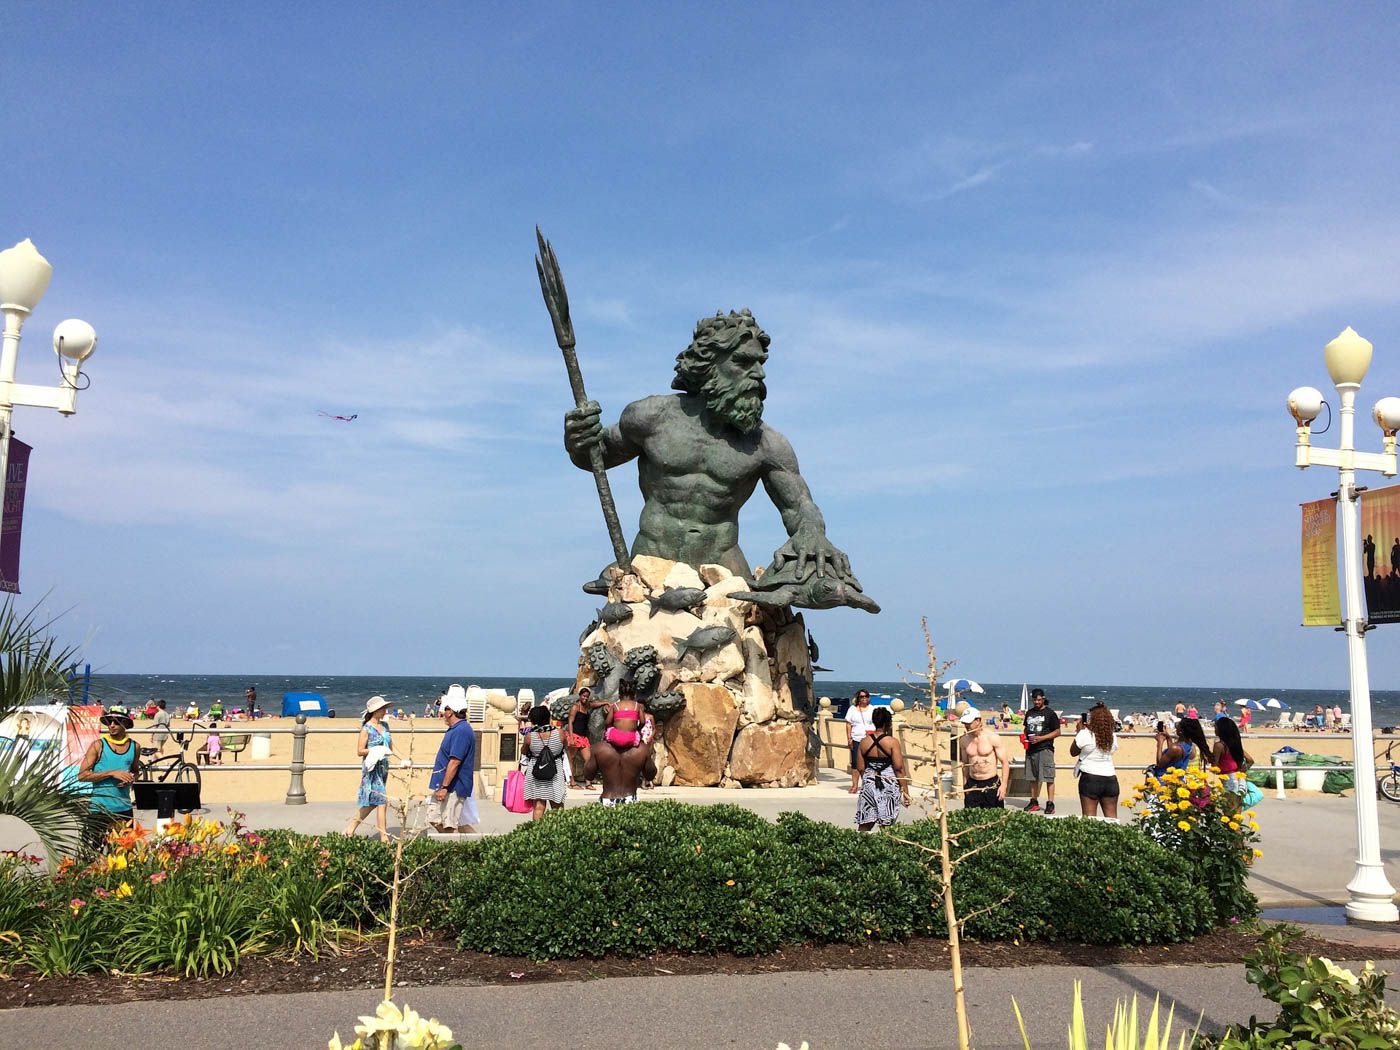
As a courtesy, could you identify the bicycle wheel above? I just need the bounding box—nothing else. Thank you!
[1379,774,1400,802]
[174,761,201,788]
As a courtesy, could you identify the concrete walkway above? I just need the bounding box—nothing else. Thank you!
[5,961,1399,1049]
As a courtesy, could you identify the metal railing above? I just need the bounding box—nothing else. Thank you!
[125,716,509,805]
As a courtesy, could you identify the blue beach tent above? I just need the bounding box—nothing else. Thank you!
[281,692,331,717]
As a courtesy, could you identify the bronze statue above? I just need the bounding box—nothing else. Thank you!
[537,232,877,614]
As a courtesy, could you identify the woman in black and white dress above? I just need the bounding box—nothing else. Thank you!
[522,705,568,820]
[855,707,910,831]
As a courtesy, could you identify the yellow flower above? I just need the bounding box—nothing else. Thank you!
[1220,815,1231,824]
[1176,787,1189,799]
[1252,849,1263,858]
[1248,821,1259,831]
[1177,821,1191,831]
[725,879,735,886]
[224,844,240,856]
[115,881,133,899]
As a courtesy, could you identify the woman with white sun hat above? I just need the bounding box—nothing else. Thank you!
[344,695,398,842]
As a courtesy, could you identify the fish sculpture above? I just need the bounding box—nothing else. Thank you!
[732,574,880,614]
[672,624,737,661]
[597,602,634,626]
[647,586,708,618]
[578,619,601,645]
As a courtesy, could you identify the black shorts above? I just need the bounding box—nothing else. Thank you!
[964,775,1004,808]
[1078,772,1120,800]
[849,742,861,771]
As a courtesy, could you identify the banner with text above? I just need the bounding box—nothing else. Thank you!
[1301,497,1341,626]
[0,436,32,595]
[1361,484,1400,624]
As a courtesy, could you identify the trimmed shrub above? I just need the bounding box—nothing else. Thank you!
[436,803,1216,960]
[900,810,1216,944]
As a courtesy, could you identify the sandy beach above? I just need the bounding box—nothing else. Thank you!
[125,712,1378,807]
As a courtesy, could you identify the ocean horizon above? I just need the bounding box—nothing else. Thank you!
[75,673,1400,725]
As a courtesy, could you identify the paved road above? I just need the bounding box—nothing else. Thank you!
[4,961,1398,1050]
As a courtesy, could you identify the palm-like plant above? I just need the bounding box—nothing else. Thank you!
[0,598,103,860]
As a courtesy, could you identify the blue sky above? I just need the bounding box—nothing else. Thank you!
[6,3,1400,688]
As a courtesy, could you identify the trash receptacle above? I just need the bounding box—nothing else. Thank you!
[250,734,272,761]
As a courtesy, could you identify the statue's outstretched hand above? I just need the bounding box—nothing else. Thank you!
[771,528,855,585]
[564,400,604,457]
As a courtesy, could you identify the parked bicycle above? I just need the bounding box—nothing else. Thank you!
[1377,742,1400,802]
[139,731,201,791]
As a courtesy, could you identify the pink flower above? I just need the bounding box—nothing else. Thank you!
[94,887,112,899]
[68,898,86,915]
[149,871,167,885]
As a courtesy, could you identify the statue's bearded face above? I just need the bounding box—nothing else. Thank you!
[703,333,768,434]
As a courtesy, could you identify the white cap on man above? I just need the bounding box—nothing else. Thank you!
[959,707,982,725]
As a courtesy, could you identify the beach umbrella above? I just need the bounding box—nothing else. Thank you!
[1019,683,1029,713]
[945,678,985,695]
[1260,697,1289,709]
[1235,699,1267,711]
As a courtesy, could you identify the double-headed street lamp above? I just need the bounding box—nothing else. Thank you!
[1289,326,1400,924]
[0,238,98,564]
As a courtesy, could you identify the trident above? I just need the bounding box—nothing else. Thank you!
[534,227,632,573]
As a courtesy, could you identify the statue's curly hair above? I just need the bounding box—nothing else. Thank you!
[672,309,771,394]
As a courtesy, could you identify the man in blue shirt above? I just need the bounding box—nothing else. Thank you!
[427,693,478,833]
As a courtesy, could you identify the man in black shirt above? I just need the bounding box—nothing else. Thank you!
[1022,687,1061,814]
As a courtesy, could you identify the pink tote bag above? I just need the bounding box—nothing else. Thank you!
[502,769,532,813]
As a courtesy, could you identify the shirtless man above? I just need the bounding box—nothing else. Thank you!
[583,736,656,807]
[563,310,871,610]
[958,708,1009,808]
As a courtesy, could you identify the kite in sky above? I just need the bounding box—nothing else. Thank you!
[318,411,358,422]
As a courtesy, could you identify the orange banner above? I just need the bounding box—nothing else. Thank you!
[1361,484,1400,624]
[1301,497,1340,627]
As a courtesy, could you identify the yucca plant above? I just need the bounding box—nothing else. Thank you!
[0,597,103,861]
[1012,981,1197,1050]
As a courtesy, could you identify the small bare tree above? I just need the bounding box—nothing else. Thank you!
[890,617,1014,1050]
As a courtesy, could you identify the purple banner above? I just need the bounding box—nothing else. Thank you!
[0,436,33,594]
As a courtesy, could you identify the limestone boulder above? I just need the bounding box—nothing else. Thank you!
[606,607,704,660]
[614,573,647,604]
[772,615,814,721]
[705,573,755,608]
[662,683,740,786]
[728,721,816,787]
[629,555,674,592]
[737,627,776,725]
[698,563,732,586]
[662,561,704,591]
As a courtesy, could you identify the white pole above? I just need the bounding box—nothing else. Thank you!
[0,309,25,564]
[1335,385,1399,922]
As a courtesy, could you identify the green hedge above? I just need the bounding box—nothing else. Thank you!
[437,802,1217,959]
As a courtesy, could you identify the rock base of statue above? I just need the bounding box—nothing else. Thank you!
[572,555,818,788]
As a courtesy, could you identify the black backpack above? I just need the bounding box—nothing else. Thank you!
[531,731,562,780]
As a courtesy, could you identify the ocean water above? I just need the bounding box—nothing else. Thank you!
[75,674,1400,727]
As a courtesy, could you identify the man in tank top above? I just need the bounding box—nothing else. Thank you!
[78,706,142,839]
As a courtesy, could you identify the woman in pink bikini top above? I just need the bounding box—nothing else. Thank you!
[604,681,645,749]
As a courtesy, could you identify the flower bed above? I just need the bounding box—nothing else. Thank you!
[2,802,1235,977]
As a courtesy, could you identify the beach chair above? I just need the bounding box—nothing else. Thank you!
[1339,713,1352,731]
[1275,712,1294,729]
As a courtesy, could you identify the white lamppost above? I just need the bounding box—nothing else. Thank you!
[0,239,97,550]
[1289,326,1400,923]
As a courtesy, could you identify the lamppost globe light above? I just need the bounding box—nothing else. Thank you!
[1287,386,1324,426]
[1324,326,1374,388]
[0,239,54,313]
[1374,397,1400,437]
[52,318,96,362]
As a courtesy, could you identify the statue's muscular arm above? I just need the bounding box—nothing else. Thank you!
[759,428,855,582]
[564,397,661,471]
